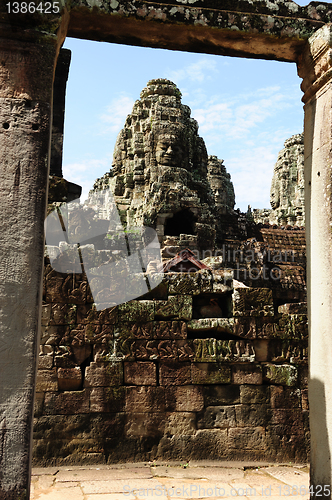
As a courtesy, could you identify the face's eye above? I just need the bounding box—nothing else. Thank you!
[157,142,169,152]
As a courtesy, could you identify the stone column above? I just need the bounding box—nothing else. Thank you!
[298,24,332,497]
[0,33,61,498]
[51,47,71,178]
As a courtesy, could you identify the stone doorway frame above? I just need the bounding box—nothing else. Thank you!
[1,3,332,498]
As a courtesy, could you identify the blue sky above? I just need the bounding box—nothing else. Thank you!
[62,0,314,212]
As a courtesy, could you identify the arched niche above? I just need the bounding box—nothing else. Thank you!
[164,209,195,237]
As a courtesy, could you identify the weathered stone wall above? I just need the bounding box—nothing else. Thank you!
[231,226,307,305]
[34,258,309,465]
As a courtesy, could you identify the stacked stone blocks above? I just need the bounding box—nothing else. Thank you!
[33,265,309,465]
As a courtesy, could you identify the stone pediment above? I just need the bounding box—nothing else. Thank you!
[162,248,212,273]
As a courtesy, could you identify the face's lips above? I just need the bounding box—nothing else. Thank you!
[159,153,174,163]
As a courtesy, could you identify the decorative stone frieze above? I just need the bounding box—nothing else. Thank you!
[36,260,309,464]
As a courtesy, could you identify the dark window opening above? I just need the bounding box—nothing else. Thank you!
[79,348,93,390]
[57,347,93,392]
[164,209,195,237]
[193,293,232,319]
[273,297,307,315]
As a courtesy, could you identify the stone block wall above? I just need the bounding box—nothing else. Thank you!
[33,264,309,465]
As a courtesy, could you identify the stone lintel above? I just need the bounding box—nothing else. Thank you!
[64,0,332,63]
[0,1,331,64]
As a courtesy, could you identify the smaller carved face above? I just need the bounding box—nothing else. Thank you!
[214,188,227,205]
[270,183,280,209]
[155,135,183,167]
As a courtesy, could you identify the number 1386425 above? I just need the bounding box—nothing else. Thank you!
[6,2,60,13]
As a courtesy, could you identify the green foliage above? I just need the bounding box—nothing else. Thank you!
[106,228,142,241]
[192,169,201,181]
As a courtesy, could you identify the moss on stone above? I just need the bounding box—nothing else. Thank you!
[264,363,298,386]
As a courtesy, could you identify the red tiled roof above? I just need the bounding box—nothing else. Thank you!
[163,248,211,272]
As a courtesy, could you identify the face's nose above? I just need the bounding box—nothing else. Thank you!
[166,146,173,154]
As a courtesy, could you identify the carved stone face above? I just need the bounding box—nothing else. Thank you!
[269,135,305,220]
[214,187,227,206]
[155,134,184,167]
[270,177,280,209]
[208,173,227,206]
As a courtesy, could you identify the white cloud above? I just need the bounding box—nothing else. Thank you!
[256,85,281,97]
[192,88,295,146]
[100,94,135,134]
[193,102,233,133]
[166,58,218,84]
[63,159,110,203]
[227,146,278,211]
[192,88,300,211]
